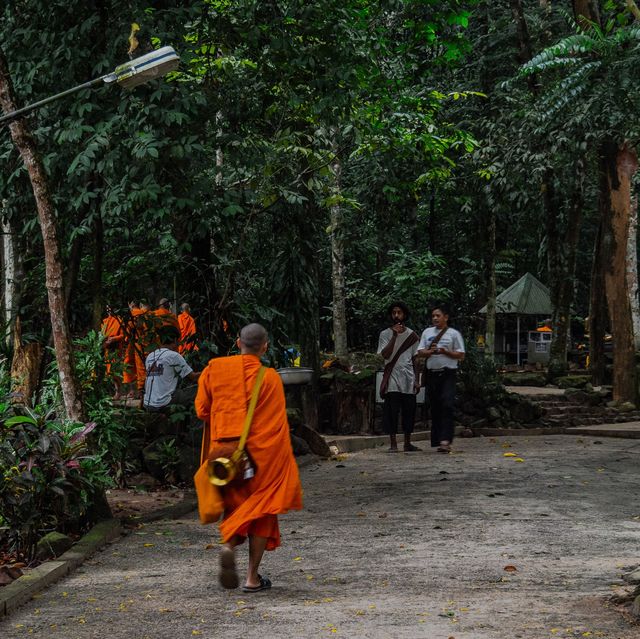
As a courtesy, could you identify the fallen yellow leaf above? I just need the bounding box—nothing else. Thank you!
[143,543,155,548]
[503,452,517,457]
[514,458,525,462]
[293,556,302,561]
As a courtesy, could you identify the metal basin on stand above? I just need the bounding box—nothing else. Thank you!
[277,367,317,433]
[277,367,314,385]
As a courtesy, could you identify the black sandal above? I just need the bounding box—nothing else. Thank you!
[219,546,239,589]
[242,575,272,593]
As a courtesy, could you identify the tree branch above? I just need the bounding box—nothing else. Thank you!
[628,0,640,21]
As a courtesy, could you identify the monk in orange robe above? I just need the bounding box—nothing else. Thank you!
[131,301,152,396]
[195,323,303,593]
[122,300,139,391]
[100,305,124,399]
[178,302,199,353]
[154,298,180,331]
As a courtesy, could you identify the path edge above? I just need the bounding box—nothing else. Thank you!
[0,490,203,621]
[0,518,121,620]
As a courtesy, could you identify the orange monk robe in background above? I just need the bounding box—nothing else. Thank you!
[178,311,198,354]
[131,307,149,392]
[122,315,136,386]
[195,355,303,550]
[100,315,124,377]
[154,307,180,331]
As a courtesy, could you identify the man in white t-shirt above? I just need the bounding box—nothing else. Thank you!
[417,303,465,453]
[143,327,200,411]
[377,301,421,452]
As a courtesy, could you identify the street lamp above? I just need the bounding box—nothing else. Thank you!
[0,45,180,126]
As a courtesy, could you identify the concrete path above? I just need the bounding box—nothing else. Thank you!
[1,435,639,638]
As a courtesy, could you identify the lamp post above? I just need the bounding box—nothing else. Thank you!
[0,45,179,126]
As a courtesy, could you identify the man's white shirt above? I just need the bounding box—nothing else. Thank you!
[419,326,465,370]
[143,348,193,408]
[377,327,419,394]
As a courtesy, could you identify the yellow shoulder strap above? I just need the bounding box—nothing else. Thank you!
[236,366,267,454]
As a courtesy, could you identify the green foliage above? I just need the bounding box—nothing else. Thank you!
[514,14,640,140]
[0,1,490,363]
[378,249,451,321]
[458,344,505,402]
[0,406,111,560]
[155,437,181,484]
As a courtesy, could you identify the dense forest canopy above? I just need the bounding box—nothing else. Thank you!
[1,1,639,394]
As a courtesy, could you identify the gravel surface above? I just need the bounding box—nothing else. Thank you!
[1,434,639,638]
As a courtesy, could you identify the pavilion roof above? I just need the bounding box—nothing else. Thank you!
[478,272,552,315]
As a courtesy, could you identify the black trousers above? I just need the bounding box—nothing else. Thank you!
[382,392,416,435]
[426,369,456,447]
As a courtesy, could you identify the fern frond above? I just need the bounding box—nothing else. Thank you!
[535,62,600,123]
[520,57,583,76]
[522,34,597,73]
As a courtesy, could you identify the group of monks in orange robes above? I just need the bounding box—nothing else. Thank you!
[101,299,199,399]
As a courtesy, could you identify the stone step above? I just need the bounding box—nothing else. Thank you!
[537,400,586,409]
[541,405,592,415]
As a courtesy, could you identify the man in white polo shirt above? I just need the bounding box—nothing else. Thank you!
[417,303,465,453]
[143,327,200,411]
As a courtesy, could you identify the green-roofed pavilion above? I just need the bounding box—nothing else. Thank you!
[478,272,552,315]
[479,273,553,366]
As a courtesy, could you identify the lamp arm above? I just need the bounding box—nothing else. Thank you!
[0,75,107,126]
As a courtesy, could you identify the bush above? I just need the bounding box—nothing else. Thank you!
[458,345,505,402]
[0,405,112,560]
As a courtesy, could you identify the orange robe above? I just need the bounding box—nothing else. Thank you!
[178,311,198,353]
[195,355,303,549]
[100,315,124,378]
[122,311,138,385]
[154,307,180,330]
[131,308,149,391]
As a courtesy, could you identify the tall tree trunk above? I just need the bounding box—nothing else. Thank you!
[0,47,85,422]
[626,194,640,350]
[573,0,601,28]
[600,140,638,403]
[330,147,348,358]
[91,212,104,330]
[64,233,84,327]
[428,188,436,254]
[548,157,586,377]
[2,207,17,347]
[484,204,497,356]
[589,219,608,385]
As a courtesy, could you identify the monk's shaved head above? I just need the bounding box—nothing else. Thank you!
[239,323,268,354]
[181,303,190,312]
